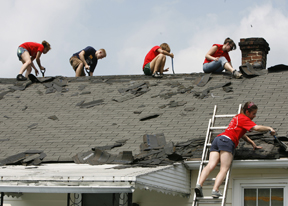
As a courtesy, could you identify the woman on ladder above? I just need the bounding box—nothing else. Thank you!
[195,102,276,198]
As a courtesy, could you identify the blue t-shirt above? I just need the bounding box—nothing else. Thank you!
[72,46,98,72]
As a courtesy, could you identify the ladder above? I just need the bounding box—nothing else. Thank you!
[192,104,242,206]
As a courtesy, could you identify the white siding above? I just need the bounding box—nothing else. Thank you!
[4,193,66,206]
[136,164,190,195]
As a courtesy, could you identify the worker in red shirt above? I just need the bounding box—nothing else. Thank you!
[17,41,51,81]
[203,37,242,78]
[143,43,174,78]
[195,102,276,198]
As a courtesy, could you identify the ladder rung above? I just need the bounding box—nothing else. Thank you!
[214,114,236,118]
[210,126,227,130]
[206,143,211,147]
[196,196,223,203]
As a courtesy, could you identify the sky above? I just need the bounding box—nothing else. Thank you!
[1,0,288,78]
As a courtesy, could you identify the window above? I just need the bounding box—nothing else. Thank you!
[244,188,283,206]
[233,178,288,206]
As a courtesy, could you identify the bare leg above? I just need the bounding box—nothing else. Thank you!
[75,62,84,77]
[213,151,233,191]
[150,54,166,74]
[25,67,32,77]
[19,51,32,75]
[223,62,234,73]
[198,151,220,186]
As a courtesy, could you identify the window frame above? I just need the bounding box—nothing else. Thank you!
[233,178,288,206]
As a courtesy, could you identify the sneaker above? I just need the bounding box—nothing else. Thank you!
[232,70,242,79]
[16,74,27,81]
[212,189,222,198]
[194,184,203,197]
[152,73,161,78]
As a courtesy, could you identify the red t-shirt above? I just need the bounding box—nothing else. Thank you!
[143,46,161,70]
[203,44,231,64]
[19,42,44,59]
[218,114,256,147]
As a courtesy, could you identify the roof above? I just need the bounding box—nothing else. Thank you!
[0,67,288,165]
[0,163,190,196]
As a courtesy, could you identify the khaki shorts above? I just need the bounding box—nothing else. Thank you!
[69,56,85,76]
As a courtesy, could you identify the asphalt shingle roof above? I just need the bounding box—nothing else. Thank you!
[0,69,288,163]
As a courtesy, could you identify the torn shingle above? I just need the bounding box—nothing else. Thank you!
[76,100,85,106]
[36,90,43,95]
[78,85,87,91]
[114,82,150,102]
[80,91,91,95]
[168,100,187,108]
[0,151,46,166]
[46,87,56,94]
[193,82,232,99]
[196,73,211,87]
[134,111,142,114]
[0,138,9,142]
[78,99,104,108]
[223,85,233,92]
[71,92,79,96]
[239,62,260,78]
[48,115,59,121]
[139,113,161,121]
[184,107,195,112]
[92,139,127,150]
[28,123,38,129]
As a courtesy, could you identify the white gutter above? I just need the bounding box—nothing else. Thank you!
[0,185,134,193]
[184,159,288,170]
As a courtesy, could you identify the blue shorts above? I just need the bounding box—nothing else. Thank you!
[17,47,28,61]
[210,135,235,153]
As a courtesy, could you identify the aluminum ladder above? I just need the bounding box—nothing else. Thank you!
[192,104,242,206]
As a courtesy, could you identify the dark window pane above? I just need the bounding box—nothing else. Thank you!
[244,189,256,206]
[258,188,269,206]
[271,188,283,206]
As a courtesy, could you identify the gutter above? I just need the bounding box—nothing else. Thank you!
[184,159,288,170]
[0,185,134,193]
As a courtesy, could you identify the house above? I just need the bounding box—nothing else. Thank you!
[0,38,288,206]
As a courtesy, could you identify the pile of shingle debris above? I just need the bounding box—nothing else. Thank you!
[1,133,288,167]
[72,132,288,168]
[0,150,46,166]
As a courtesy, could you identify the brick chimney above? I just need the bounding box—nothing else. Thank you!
[238,38,270,69]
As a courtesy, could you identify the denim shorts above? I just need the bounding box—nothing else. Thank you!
[17,47,28,61]
[210,135,235,153]
[203,56,228,73]
[143,63,152,75]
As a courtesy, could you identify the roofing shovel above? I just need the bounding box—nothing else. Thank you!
[273,135,288,152]
[171,58,175,74]
[85,66,91,76]
[40,68,46,77]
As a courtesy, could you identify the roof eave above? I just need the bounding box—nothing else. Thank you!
[184,159,288,170]
[0,185,134,193]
